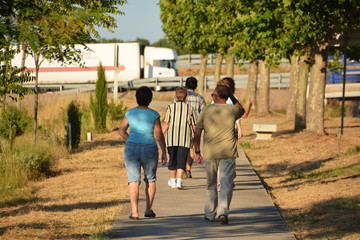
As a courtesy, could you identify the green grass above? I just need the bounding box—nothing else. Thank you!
[0,136,67,206]
[346,145,360,155]
[239,141,268,150]
[289,163,360,180]
[239,141,252,149]
[272,108,286,115]
[331,199,360,211]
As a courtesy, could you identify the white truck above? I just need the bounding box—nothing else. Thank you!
[13,42,178,85]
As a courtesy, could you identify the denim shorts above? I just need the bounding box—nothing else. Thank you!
[123,141,159,184]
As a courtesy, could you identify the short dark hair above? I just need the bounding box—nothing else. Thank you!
[176,87,187,100]
[185,76,197,90]
[215,85,230,100]
[136,86,153,106]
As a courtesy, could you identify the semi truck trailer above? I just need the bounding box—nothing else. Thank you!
[12,42,178,85]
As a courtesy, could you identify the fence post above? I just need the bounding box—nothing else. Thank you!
[278,74,282,90]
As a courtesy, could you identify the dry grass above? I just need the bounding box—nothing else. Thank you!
[0,130,129,239]
[2,90,360,239]
[1,92,133,239]
[240,113,360,240]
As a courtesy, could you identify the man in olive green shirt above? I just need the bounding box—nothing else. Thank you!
[194,85,246,224]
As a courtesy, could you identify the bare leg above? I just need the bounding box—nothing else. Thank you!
[186,150,194,171]
[129,182,139,218]
[177,169,185,178]
[170,170,176,179]
[145,182,156,214]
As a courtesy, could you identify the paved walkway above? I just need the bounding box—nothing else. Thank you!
[107,149,296,239]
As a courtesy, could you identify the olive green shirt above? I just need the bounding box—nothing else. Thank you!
[196,104,244,160]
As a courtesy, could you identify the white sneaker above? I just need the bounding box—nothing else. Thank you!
[176,180,183,190]
[168,179,177,188]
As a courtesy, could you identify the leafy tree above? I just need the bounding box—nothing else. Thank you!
[152,39,192,55]
[0,49,34,109]
[279,0,360,132]
[160,0,217,94]
[135,38,150,46]
[0,106,31,150]
[0,1,34,109]
[13,0,126,143]
[64,101,81,149]
[90,62,108,132]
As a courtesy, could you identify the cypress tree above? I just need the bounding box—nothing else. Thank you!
[90,62,108,132]
[65,101,81,149]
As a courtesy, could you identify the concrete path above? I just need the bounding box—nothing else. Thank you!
[107,149,296,239]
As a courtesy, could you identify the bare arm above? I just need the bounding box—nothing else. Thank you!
[194,127,204,165]
[229,94,244,110]
[162,121,170,134]
[118,116,129,140]
[154,118,168,165]
[236,120,243,139]
[242,99,253,119]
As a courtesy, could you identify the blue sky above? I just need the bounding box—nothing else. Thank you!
[97,0,165,44]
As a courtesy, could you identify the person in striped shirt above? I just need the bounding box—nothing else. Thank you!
[163,87,197,190]
[182,77,206,178]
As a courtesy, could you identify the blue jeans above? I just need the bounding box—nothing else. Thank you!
[204,158,235,219]
[123,141,159,184]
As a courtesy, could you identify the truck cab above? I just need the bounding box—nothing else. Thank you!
[144,46,178,78]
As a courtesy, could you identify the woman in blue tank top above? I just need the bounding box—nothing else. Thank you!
[119,86,167,219]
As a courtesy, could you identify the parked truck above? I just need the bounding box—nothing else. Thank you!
[12,42,178,85]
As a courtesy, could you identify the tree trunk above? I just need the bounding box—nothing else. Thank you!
[17,43,27,108]
[286,55,300,121]
[295,53,310,131]
[214,53,223,85]
[306,42,329,133]
[225,54,234,78]
[33,55,39,144]
[258,60,270,113]
[198,53,208,96]
[246,60,258,111]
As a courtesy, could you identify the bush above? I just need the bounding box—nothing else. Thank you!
[64,101,82,149]
[81,103,95,140]
[0,106,32,150]
[108,99,127,123]
[0,142,59,204]
[90,62,108,132]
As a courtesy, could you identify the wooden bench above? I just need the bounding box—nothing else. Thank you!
[252,122,277,140]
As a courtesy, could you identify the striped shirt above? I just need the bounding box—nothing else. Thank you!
[164,101,196,148]
[173,89,206,118]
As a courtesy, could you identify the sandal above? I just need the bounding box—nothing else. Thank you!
[129,214,139,220]
[144,210,156,218]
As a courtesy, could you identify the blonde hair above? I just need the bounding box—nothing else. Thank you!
[217,77,235,94]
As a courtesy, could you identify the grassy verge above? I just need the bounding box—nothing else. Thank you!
[0,136,68,207]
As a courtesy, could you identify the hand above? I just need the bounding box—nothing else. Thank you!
[195,153,204,165]
[161,152,167,165]
[238,130,243,139]
[247,99,252,107]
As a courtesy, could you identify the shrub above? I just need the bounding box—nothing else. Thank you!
[0,141,59,204]
[64,101,82,149]
[108,99,127,122]
[0,106,32,150]
[81,103,95,140]
[90,62,108,132]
